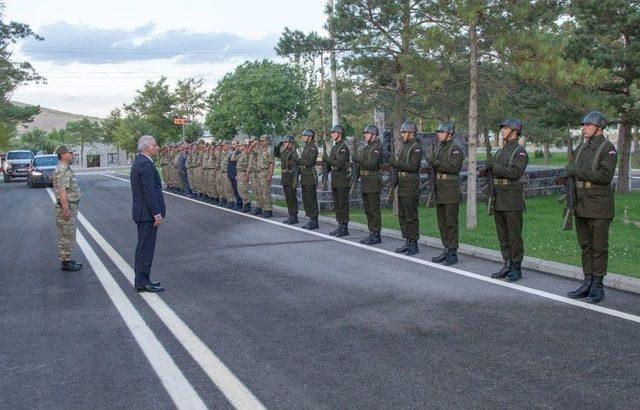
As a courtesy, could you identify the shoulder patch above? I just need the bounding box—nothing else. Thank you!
[452,150,460,155]
[519,152,526,156]
[608,150,617,155]
[373,150,379,154]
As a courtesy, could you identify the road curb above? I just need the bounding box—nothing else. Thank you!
[272,204,640,296]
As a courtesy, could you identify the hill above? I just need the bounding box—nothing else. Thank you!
[12,101,102,135]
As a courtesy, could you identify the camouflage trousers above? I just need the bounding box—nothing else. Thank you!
[237,173,251,204]
[219,172,234,202]
[210,169,220,198]
[187,169,196,192]
[257,170,272,211]
[250,172,259,207]
[55,202,78,261]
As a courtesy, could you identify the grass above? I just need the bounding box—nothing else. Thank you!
[476,150,568,167]
[319,192,640,278]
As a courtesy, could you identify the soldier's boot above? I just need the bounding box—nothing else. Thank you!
[289,215,299,225]
[261,210,273,218]
[567,275,593,299]
[226,201,235,209]
[241,203,252,213]
[251,207,263,216]
[491,260,512,279]
[68,260,83,268]
[403,240,419,256]
[211,197,220,205]
[282,215,293,224]
[335,222,349,238]
[220,198,228,207]
[443,249,458,266]
[328,225,342,236]
[586,276,605,304]
[395,240,410,253]
[368,231,382,245]
[303,218,319,230]
[61,260,82,272]
[360,231,374,244]
[431,248,449,263]
[505,261,522,282]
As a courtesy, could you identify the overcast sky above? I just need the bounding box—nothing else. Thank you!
[6,0,327,117]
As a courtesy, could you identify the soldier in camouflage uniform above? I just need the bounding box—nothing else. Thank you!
[52,145,83,272]
[247,137,261,213]
[280,135,299,224]
[353,125,383,245]
[565,112,617,304]
[390,122,423,256]
[323,125,351,237]
[430,122,464,266]
[235,140,253,212]
[210,143,221,204]
[219,141,235,207]
[296,129,320,229]
[253,135,275,217]
[487,118,529,282]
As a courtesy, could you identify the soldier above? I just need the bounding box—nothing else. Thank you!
[219,141,234,207]
[429,122,464,265]
[201,144,214,200]
[228,139,242,209]
[565,112,617,304]
[247,137,261,214]
[297,129,320,229]
[235,140,252,212]
[487,118,529,282]
[353,125,383,245]
[52,145,82,272]
[323,125,351,237]
[254,135,275,217]
[389,122,423,255]
[280,135,300,224]
[210,143,221,204]
[176,144,192,197]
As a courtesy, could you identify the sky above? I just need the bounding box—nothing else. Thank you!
[5,0,327,117]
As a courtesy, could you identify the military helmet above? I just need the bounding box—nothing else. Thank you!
[283,135,295,143]
[302,128,315,138]
[580,111,607,128]
[436,122,455,134]
[331,124,345,134]
[400,121,417,133]
[363,124,379,136]
[500,118,523,134]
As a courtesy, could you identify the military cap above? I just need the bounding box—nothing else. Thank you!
[400,121,417,133]
[580,111,607,128]
[363,124,379,135]
[436,122,455,134]
[302,129,315,138]
[500,118,523,134]
[56,145,73,155]
[331,124,345,134]
[283,135,295,143]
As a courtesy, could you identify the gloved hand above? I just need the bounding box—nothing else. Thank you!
[388,157,397,167]
[430,158,441,168]
[565,164,578,177]
[486,155,495,170]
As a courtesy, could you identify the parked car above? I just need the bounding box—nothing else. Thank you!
[3,150,35,182]
[27,154,58,188]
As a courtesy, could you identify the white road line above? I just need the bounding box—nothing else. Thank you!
[63,189,266,410]
[45,189,207,410]
[101,172,640,325]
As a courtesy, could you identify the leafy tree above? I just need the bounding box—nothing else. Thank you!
[101,108,123,145]
[0,120,15,149]
[15,127,57,153]
[205,60,311,137]
[66,118,103,165]
[174,78,207,120]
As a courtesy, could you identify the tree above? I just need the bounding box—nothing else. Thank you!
[0,120,15,149]
[66,118,103,165]
[101,108,123,145]
[174,78,207,121]
[205,60,311,137]
[15,127,57,153]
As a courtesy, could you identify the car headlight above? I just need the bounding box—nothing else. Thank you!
[32,171,42,176]
[5,163,11,170]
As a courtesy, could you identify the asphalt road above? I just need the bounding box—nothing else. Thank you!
[1,173,639,409]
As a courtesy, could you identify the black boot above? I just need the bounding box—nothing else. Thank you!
[328,225,341,236]
[303,218,319,230]
[61,260,81,272]
[212,197,219,205]
[505,261,522,282]
[403,240,419,256]
[395,240,410,253]
[226,201,235,209]
[368,230,381,245]
[335,222,349,237]
[241,203,252,213]
[261,210,273,218]
[289,215,299,225]
[586,276,605,304]
[360,231,374,244]
[251,207,263,216]
[282,215,293,224]
[567,275,593,299]
[68,260,83,268]
[443,248,458,266]
[491,260,512,279]
[220,198,227,207]
[431,248,449,263]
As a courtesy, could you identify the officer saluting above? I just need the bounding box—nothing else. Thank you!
[52,145,82,272]
[488,119,529,282]
[430,123,464,265]
[280,135,300,224]
[353,125,383,245]
[297,129,320,230]
[565,112,617,304]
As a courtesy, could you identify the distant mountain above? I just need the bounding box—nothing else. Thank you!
[12,101,102,135]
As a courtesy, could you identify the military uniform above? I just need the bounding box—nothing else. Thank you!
[219,147,234,205]
[297,138,319,227]
[433,139,464,258]
[325,140,350,225]
[236,148,252,212]
[52,161,81,266]
[391,137,423,252]
[256,142,275,216]
[249,144,260,212]
[280,144,299,221]
[354,139,383,238]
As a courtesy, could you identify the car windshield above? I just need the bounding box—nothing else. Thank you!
[7,151,34,160]
[33,157,58,167]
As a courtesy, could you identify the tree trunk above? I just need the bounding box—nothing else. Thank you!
[632,131,639,168]
[466,21,479,230]
[543,142,550,165]
[616,119,631,193]
[327,0,339,127]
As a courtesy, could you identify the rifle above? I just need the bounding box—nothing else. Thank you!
[321,136,330,191]
[485,138,495,216]
[349,137,360,197]
[561,132,576,231]
[384,129,398,208]
[425,137,437,208]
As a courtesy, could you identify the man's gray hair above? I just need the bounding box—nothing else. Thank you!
[137,135,156,153]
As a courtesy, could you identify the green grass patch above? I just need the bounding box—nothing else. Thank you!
[321,192,640,278]
[476,150,568,167]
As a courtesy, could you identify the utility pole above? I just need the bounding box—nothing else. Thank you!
[327,0,339,126]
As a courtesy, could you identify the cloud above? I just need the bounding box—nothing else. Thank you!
[19,22,278,65]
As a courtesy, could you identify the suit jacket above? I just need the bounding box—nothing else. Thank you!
[130,154,166,223]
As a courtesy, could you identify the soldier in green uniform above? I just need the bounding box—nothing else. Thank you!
[487,118,529,282]
[280,135,300,224]
[390,122,423,255]
[323,125,351,237]
[565,111,617,304]
[430,122,464,265]
[297,129,320,230]
[353,125,383,245]
[52,145,83,272]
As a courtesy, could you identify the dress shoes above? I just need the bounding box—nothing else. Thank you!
[61,260,82,271]
[136,284,165,292]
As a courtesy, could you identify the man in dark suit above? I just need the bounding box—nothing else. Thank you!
[130,135,166,292]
